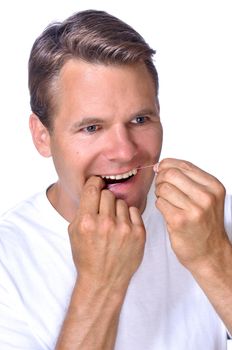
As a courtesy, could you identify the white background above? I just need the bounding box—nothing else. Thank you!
[0,0,231,216]
[0,1,231,347]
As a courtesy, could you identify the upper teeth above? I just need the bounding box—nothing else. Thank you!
[102,169,137,180]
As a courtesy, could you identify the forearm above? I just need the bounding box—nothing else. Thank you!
[189,238,232,334]
[55,278,126,350]
[57,178,146,349]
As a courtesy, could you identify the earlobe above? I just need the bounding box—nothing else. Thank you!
[29,114,51,157]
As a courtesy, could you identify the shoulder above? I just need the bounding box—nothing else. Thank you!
[0,188,68,253]
[0,191,47,230]
[0,191,47,254]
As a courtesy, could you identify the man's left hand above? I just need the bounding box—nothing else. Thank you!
[154,158,229,270]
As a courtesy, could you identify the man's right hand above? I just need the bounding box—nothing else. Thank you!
[68,175,146,293]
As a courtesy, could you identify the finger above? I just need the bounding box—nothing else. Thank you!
[157,158,218,188]
[129,206,144,226]
[116,199,130,220]
[155,169,207,204]
[156,182,192,210]
[155,196,184,227]
[79,176,104,214]
[99,189,116,216]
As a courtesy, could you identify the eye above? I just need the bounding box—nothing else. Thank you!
[131,115,148,124]
[82,125,99,133]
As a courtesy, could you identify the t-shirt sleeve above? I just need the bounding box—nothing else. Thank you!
[0,248,46,349]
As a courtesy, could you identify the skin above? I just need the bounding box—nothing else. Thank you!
[30,60,162,349]
[30,59,162,222]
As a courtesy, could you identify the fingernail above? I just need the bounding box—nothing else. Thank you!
[153,162,159,173]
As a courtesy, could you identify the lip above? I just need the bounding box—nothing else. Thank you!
[106,170,138,189]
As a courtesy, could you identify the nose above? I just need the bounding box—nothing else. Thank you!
[103,125,137,163]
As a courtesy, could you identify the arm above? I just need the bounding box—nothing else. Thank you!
[154,158,232,334]
[55,176,146,349]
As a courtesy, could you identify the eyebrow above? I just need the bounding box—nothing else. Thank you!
[70,117,105,131]
[131,108,159,118]
[70,108,159,130]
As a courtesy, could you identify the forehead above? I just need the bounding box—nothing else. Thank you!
[55,59,157,120]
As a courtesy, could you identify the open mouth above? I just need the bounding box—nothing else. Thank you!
[101,169,137,185]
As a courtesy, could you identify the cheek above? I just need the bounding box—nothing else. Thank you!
[140,128,163,154]
[49,141,80,181]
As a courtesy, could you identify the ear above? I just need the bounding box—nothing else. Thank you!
[29,114,51,158]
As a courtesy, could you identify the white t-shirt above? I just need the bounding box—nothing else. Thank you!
[0,184,231,350]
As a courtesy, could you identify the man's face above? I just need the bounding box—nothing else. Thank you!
[43,60,162,220]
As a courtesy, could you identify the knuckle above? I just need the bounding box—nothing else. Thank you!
[100,216,115,232]
[179,159,193,171]
[218,185,226,199]
[206,176,226,200]
[190,206,204,222]
[155,196,163,209]
[85,184,99,196]
[159,158,171,167]
[159,182,172,196]
[201,191,215,207]
[134,225,146,240]
[170,213,187,230]
[165,167,180,180]
[119,222,131,235]
[79,213,96,233]
[214,181,226,198]
[198,189,221,210]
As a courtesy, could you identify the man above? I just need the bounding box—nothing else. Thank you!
[0,9,231,350]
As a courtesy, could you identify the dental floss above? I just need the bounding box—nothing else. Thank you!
[136,164,156,170]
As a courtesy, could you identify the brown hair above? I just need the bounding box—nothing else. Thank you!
[28,9,159,130]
